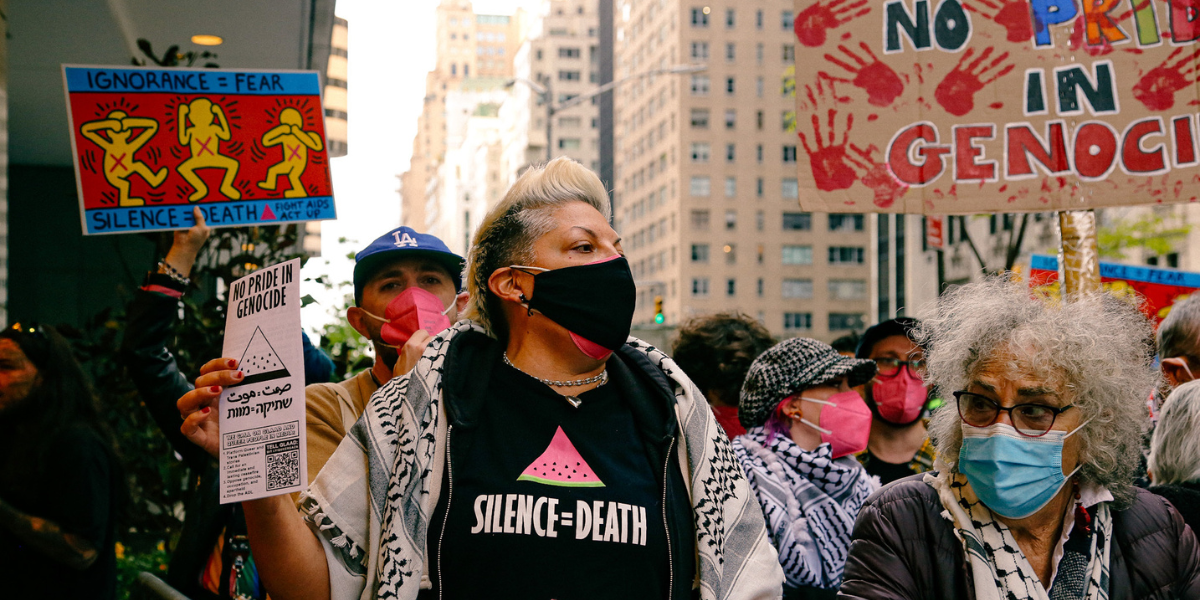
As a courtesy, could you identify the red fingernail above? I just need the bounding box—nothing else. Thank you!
[235,371,244,379]
[227,359,237,368]
[201,407,211,415]
[210,386,220,393]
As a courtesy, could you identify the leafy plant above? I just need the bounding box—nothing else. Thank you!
[1097,213,1191,261]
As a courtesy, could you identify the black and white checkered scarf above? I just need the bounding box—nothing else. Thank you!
[733,428,877,590]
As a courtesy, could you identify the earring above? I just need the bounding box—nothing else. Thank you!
[519,293,533,316]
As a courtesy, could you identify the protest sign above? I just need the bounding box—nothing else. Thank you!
[219,258,306,503]
[1028,254,1200,323]
[793,0,1200,214]
[62,65,336,235]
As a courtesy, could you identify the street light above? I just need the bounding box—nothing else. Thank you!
[508,63,706,162]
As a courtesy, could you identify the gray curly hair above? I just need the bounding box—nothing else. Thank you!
[915,277,1157,509]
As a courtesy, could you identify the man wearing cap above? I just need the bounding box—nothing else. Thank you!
[304,226,467,484]
[854,317,936,486]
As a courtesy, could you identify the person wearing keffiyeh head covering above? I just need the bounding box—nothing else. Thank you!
[733,337,879,598]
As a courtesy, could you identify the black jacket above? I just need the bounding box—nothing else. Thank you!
[120,289,231,599]
[436,330,698,600]
[839,474,1200,600]
[1151,481,1200,540]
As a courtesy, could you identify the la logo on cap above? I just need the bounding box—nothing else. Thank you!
[392,231,419,248]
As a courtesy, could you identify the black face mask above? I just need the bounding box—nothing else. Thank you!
[512,256,636,357]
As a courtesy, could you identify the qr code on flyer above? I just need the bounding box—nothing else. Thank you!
[265,437,301,491]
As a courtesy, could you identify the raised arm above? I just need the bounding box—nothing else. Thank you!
[293,125,324,151]
[260,124,292,147]
[80,119,119,148]
[213,105,232,141]
[124,117,160,148]
[178,358,330,600]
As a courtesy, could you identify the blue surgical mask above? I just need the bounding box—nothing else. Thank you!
[958,419,1089,519]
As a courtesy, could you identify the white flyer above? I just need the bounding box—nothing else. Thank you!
[219,257,306,503]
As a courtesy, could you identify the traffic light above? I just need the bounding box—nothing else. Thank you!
[654,295,664,324]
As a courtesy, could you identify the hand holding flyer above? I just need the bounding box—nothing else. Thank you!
[219,258,306,503]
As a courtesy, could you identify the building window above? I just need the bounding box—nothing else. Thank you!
[690,143,711,163]
[725,177,737,197]
[726,8,736,27]
[829,279,868,301]
[690,176,712,196]
[725,109,736,129]
[726,143,736,162]
[690,210,711,230]
[756,110,764,130]
[726,43,736,61]
[829,214,865,232]
[536,49,543,60]
[756,43,764,64]
[830,313,866,331]
[726,278,737,296]
[757,243,765,263]
[690,108,710,128]
[691,244,710,263]
[783,44,795,62]
[828,246,866,265]
[782,245,813,265]
[782,279,814,299]
[756,210,765,231]
[725,210,738,230]
[783,111,796,132]
[783,145,798,162]
[559,70,581,81]
[690,7,710,27]
[450,63,457,76]
[782,10,795,29]
[784,312,813,331]
[692,277,710,297]
[756,9,764,28]
[558,138,582,149]
[690,42,710,60]
[756,177,765,197]
[724,243,737,264]
[756,144,764,163]
[782,212,812,230]
[690,75,710,95]
[782,178,800,199]
[559,116,582,128]
[758,278,765,297]
[726,77,736,95]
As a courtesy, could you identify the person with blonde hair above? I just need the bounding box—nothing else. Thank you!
[1149,379,1200,532]
[174,158,783,600]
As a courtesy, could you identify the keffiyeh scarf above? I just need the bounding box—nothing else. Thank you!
[733,428,877,590]
[299,322,783,600]
[926,471,1112,600]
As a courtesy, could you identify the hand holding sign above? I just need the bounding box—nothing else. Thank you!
[178,358,244,459]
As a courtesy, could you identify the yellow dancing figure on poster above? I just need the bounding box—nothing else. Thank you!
[177,98,241,201]
[257,108,324,198]
[80,111,168,207]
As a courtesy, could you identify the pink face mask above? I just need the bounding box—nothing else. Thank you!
[870,366,929,425]
[797,390,872,458]
[362,287,453,347]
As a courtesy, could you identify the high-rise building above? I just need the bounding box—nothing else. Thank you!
[614,0,871,341]
[304,16,350,257]
[400,0,526,230]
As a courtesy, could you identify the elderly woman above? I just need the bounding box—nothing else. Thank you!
[175,158,783,600]
[839,279,1200,600]
[1149,379,1200,533]
[734,338,878,598]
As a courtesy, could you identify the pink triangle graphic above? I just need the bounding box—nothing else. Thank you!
[517,426,604,488]
[260,203,277,221]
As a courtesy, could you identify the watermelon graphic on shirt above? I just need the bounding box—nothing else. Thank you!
[517,426,605,488]
[229,326,291,387]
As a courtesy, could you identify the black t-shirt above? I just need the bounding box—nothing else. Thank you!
[861,450,913,486]
[0,425,117,600]
[429,360,670,600]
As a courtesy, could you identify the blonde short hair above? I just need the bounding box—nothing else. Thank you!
[465,158,610,339]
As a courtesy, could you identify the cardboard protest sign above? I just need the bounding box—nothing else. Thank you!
[1028,254,1199,323]
[793,0,1200,214]
[62,65,336,235]
[219,258,306,503]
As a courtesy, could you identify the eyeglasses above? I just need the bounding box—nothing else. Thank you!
[953,391,1076,437]
[874,357,926,376]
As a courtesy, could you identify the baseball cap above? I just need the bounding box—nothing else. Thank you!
[855,317,923,359]
[353,226,465,305]
[739,337,877,429]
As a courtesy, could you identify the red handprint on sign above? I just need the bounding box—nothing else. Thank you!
[819,43,905,107]
[794,0,871,47]
[1133,47,1200,111]
[934,47,1015,116]
[965,0,1033,42]
[847,144,909,208]
[798,83,859,192]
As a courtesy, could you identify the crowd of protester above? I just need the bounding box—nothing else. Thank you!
[4,157,1200,598]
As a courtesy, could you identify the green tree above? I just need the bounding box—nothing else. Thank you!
[1097,213,1191,261]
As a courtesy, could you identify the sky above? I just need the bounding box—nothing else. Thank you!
[300,0,539,333]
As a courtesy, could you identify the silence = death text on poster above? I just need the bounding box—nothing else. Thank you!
[219,257,307,503]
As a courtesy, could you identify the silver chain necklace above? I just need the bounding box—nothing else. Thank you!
[502,352,607,408]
